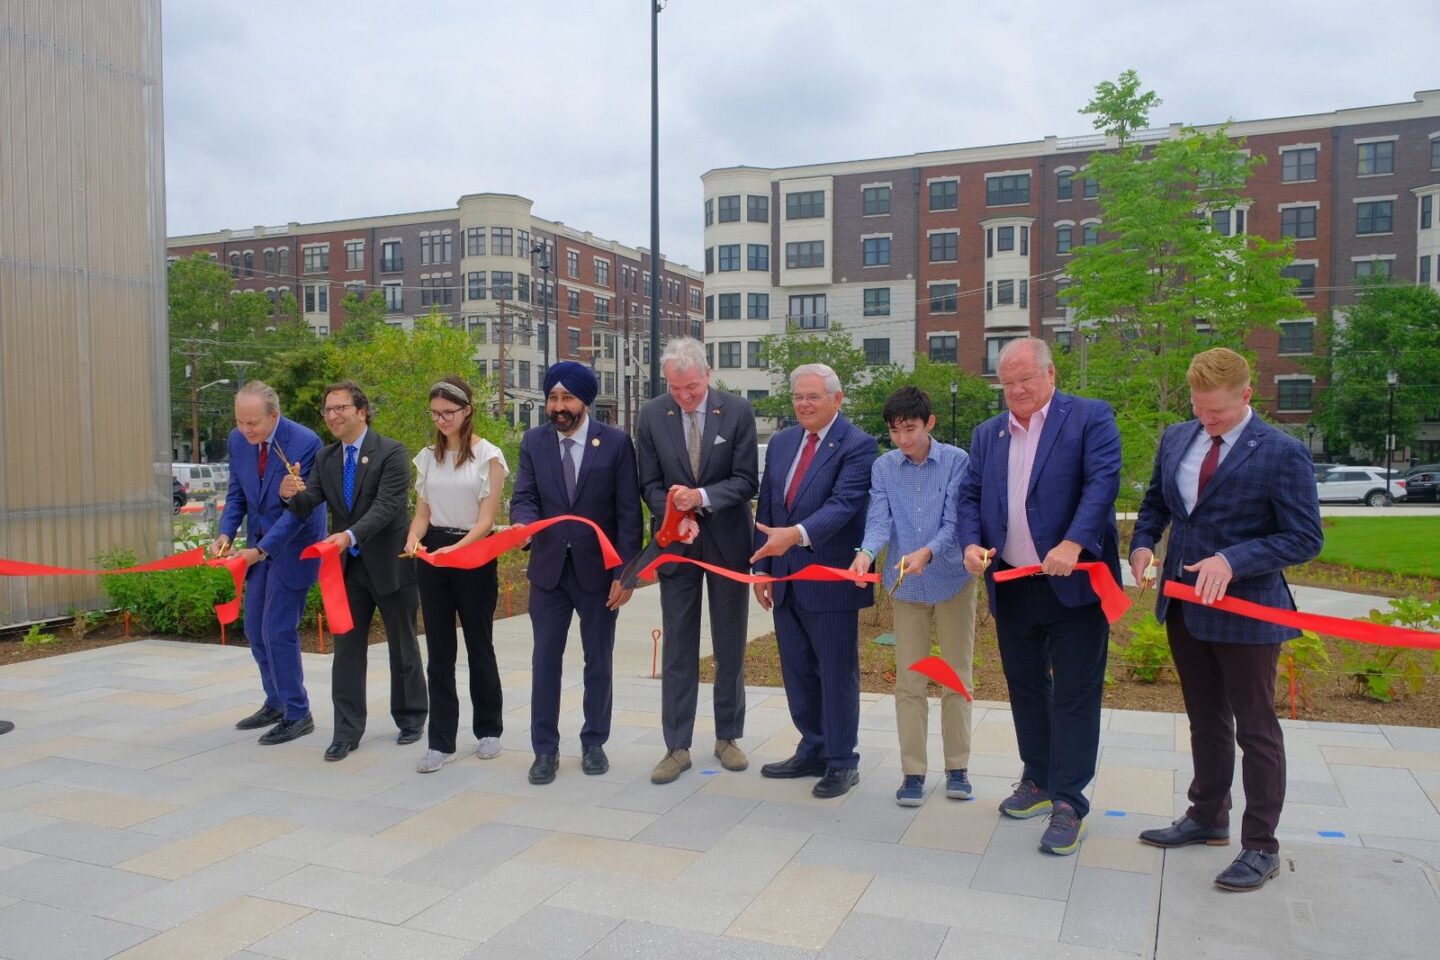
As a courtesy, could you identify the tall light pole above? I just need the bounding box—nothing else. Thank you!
[532,242,551,372]
[648,0,663,398]
[949,380,958,446]
[1385,369,1398,493]
[191,378,230,462]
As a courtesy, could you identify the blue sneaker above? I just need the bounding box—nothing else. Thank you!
[998,779,1052,819]
[895,774,925,807]
[1039,801,1086,855]
[945,768,973,800]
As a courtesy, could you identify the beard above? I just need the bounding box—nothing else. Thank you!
[549,408,578,432]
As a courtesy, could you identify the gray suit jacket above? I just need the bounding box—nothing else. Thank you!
[635,388,759,571]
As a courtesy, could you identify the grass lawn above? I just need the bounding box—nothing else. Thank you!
[1317,516,1440,578]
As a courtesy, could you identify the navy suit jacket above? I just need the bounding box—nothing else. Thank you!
[1131,415,1323,644]
[219,416,325,584]
[509,418,642,593]
[753,414,876,612]
[956,390,1122,614]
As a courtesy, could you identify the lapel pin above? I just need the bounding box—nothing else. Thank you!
[360,456,369,464]
[998,429,1006,439]
[666,409,675,416]
[1247,440,1257,448]
[711,408,721,415]
[591,437,601,447]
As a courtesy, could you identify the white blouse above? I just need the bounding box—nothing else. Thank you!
[413,438,509,531]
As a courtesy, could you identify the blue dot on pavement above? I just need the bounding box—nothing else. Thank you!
[1103,810,1127,817]
[701,769,718,776]
[1318,830,1345,838]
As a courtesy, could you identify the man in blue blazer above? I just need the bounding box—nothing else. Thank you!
[956,337,1121,855]
[1131,348,1322,892]
[211,381,326,745]
[751,363,876,799]
[510,362,642,785]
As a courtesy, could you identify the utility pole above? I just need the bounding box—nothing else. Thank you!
[184,340,202,461]
[497,299,508,420]
[648,0,662,397]
[622,302,632,432]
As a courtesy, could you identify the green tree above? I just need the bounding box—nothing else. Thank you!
[1078,68,1162,144]
[334,290,388,346]
[848,357,996,448]
[755,322,870,421]
[1313,280,1440,461]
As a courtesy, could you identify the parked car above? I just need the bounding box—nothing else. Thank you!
[1315,466,1407,506]
[209,462,230,490]
[170,462,217,496]
[172,477,188,515]
[1311,462,1338,481]
[1402,470,1439,503]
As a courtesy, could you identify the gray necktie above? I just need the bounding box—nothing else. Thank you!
[686,410,702,479]
[562,437,577,504]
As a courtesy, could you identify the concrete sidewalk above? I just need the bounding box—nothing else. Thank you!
[0,584,1437,959]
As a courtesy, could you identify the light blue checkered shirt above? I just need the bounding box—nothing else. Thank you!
[860,440,971,604]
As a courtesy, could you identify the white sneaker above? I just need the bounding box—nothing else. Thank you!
[416,749,455,774]
[476,737,502,760]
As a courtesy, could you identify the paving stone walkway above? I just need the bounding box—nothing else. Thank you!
[1,584,1437,959]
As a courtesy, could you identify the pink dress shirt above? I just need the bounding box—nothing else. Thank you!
[1000,399,1052,568]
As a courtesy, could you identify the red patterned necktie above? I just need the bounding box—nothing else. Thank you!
[785,432,819,510]
[257,442,268,477]
[1196,434,1223,498]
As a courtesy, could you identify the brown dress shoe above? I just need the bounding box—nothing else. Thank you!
[651,749,691,784]
[714,739,749,771]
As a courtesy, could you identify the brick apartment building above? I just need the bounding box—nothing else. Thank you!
[702,89,1440,456]
[168,193,704,431]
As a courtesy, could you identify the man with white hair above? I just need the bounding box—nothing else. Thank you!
[751,363,877,799]
[635,337,759,784]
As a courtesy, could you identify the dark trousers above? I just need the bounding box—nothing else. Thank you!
[773,594,860,769]
[417,528,502,754]
[331,559,427,744]
[528,555,617,754]
[994,573,1109,817]
[659,559,748,750]
[242,561,310,721]
[1167,604,1285,854]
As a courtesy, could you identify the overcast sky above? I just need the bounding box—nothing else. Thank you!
[163,0,1440,269]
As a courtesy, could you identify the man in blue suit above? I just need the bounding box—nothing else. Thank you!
[956,337,1121,855]
[751,363,876,799]
[1131,348,1322,892]
[510,361,642,785]
[211,381,326,745]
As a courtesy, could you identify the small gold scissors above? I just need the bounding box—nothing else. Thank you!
[1141,555,1160,589]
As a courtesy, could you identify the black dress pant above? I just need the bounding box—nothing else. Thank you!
[994,571,1109,817]
[417,528,502,753]
[332,559,427,744]
[1167,604,1286,854]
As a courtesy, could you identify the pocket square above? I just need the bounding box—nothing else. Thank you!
[714,435,727,445]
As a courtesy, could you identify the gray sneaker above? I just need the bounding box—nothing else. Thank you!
[416,749,455,774]
[475,737,502,760]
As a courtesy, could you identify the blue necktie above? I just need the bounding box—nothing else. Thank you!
[343,445,358,510]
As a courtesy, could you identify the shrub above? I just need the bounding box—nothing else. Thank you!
[1116,613,1172,683]
[98,547,236,637]
[1343,597,1440,702]
[21,624,60,648]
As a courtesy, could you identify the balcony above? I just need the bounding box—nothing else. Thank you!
[380,257,404,273]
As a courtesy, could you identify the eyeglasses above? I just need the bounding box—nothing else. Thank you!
[428,407,468,423]
[321,403,355,417]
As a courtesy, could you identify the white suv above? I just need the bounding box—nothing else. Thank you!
[1315,467,1406,506]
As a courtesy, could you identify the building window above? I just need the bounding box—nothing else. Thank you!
[929,180,958,211]
[1082,176,1098,199]
[467,271,486,300]
[1056,169,1073,200]
[1281,262,1316,296]
[490,227,513,257]
[863,338,890,365]
[747,194,769,222]
[228,252,240,277]
[704,247,713,274]
[302,245,328,274]
[785,241,825,269]
[717,293,741,319]
[704,295,713,320]
[747,389,769,401]
[747,243,769,271]
[1211,208,1246,236]
[789,294,827,329]
[717,195,741,222]
[1056,224,1073,254]
[747,340,766,368]
[1356,200,1393,235]
[929,231,958,262]
[1082,223,1100,246]
[466,227,485,256]
[420,233,452,265]
[420,276,452,306]
[863,186,891,216]
[277,248,289,275]
[717,341,741,368]
[993,279,1016,306]
[785,190,825,220]
[303,283,328,313]
[1420,194,1433,230]
[1278,320,1315,355]
[563,249,578,278]
[381,241,402,272]
[518,230,530,257]
[1276,378,1314,412]
[518,360,531,390]
[568,328,581,354]
[1357,140,1394,176]
[1282,148,1317,182]
[863,287,890,317]
[241,251,253,277]
[491,271,513,300]
[690,287,702,311]
[345,241,364,271]
[567,288,580,315]
[928,335,957,364]
[987,173,1030,206]
[1422,255,1432,285]
[929,283,958,313]
[985,336,1021,375]
[1354,258,1392,280]
[595,296,610,323]
[716,244,741,272]
[262,249,275,274]
[863,236,891,266]
[704,198,713,226]
[595,259,610,286]
[996,226,1015,253]
[1281,206,1317,239]
[748,292,769,319]
[383,282,403,312]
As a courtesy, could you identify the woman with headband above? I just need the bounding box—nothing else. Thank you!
[405,376,510,773]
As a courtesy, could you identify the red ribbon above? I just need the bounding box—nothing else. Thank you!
[299,541,354,635]
[907,655,974,701]
[992,561,1133,624]
[636,553,880,586]
[1162,581,1440,651]
[416,516,622,570]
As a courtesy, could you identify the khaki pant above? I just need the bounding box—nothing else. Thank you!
[893,580,977,776]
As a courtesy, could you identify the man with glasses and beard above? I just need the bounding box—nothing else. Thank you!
[510,361,642,785]
[280,380,428,762]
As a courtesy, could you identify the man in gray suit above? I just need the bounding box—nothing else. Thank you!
[636,338,759,784]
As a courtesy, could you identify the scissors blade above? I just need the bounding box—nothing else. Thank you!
[618,539,684,590]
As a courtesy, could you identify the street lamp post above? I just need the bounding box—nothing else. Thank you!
[949,380,958,446]
[1306,422,1317,457]
[648,0,662,398]
[190,378,231,462]
[1385,369,1398,494]
[532,243,552,372]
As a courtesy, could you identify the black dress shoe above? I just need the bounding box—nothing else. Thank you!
[581,745,609,776]
[258,715,314,745]
[760,754,828,779]
[324,739,359,762]
[397,728,423,745]
[1138,815,1230,849]
[1215,849,1280,892]
[529,753,559,784]
[235,707,283,731]
[813,766,859,799]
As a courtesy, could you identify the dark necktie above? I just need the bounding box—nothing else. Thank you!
[562,437,578,505]
[257,441,268,477]
[343,444,357,511]
[785,432,819,510]
[1197,434,1224,498]
[687,410,702,479]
